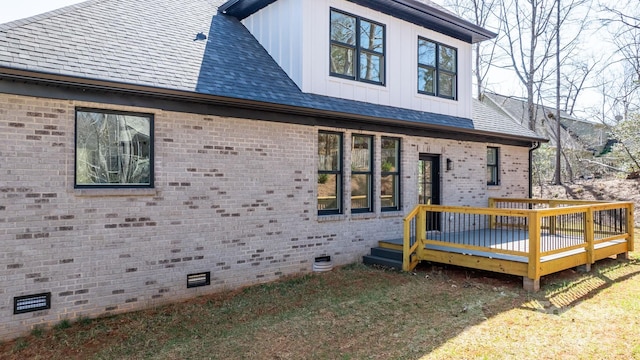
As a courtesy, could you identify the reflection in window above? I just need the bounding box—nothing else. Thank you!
[351,135,373,212]
[75,109,153,187]
[487,147,499,185]
[381,137,400,211]
[418,38,457,99]
[330,9,385,85]
[318,132,343,215]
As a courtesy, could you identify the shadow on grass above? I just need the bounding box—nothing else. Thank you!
[3,254,640,359]
[520,256,640,315]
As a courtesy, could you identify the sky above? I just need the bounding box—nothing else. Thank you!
[0,0,85,24]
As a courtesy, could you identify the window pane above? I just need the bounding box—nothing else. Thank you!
[418,67,435,94]
[438,72,455,98]
[76,111,151,186]
[418,39,436,66]
[330,11,356,45]
[381,174,398,208]
[351,174,371,209]
[318,174,340,211]
[487,167,497,185]
[352,135,371,171]
[318,133,341,171]
[439,45,456,72]
[331,44,355,76]
[360,20,384,53]
[359,52,383,82]
[487,148,497,165]
[381,137,399,171]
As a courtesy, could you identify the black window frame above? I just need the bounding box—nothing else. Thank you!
[351,134,374,213]
[318,131,344,215]
[417,37,458,100]
[74,107,154,189]
[487,147,500,186]
[330,8,386,86]
[381,137,401,212]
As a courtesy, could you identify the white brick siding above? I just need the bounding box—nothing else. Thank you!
[0,93,530,340]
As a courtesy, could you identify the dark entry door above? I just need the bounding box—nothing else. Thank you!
[418,154,440,231]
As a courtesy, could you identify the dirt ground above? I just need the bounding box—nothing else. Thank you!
[533,178,640,226]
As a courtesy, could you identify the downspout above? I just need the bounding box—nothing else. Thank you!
[529,141,541,198]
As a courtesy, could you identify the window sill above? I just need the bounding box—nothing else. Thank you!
[380,211,403,218]
[73,188,157,197]
[317,214,347,223]
[487,185,501,190]
[350,212,376,220]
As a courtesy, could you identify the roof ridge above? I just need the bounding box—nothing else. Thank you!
[0,0,104,31]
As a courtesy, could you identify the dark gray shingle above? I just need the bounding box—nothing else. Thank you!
[0,0,538,140]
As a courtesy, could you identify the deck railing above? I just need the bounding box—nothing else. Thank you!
[402,198,634,290]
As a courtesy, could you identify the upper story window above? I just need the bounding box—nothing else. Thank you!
[318,131,343,215]
[487,147,499,186]
[75,108,153,188]
[418,38,457,99]
[330,9,385,85]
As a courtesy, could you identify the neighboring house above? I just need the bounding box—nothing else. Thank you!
[484,93,610,155]
[0,0,543,340]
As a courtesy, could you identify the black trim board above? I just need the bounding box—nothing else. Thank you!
[0,78,535,147]
[220,0,495,43]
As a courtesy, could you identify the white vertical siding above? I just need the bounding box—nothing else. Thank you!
[242,0,304,87]
[244,0,475,119]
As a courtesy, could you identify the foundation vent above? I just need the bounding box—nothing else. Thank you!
[14,292,51,314]
[187,272,211,288]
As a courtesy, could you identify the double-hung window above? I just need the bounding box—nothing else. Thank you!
[75,108,153,188]
[351,135,373,213]
[318,132,343,215]
[487,147,499,186]
[381,137,400,211]
[330,9,385,85]
[418,38,457,99]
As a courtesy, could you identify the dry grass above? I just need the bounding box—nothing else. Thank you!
[1,233,639,359]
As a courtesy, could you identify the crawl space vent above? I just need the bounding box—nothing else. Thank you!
[14,292,51,314]
[187,272,211,288]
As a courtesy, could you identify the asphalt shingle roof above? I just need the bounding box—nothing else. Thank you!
[0,0,541,142]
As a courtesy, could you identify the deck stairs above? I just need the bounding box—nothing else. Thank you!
[362,239,404,270]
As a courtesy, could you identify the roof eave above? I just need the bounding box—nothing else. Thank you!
[219,0,496,43]
[0,67,541,144]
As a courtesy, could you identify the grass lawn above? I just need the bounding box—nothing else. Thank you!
[2,232,640,359]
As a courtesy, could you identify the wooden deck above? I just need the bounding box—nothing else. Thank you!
[401,198,634,291]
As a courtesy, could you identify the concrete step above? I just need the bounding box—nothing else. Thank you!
[362,254,402,270]
[370,247,403,261]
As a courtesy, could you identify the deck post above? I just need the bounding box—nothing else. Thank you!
[627,203,635,253]
[523,277,540,292]
[488,198,496,229]
[585,207,595,266]
[527,212,541,292]
[402,217,411,271]
[416,206,426,257]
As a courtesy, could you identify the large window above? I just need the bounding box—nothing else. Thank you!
[318,132,343,215]
[418,38,457,99]
[351,135,373,213]
[330,9,385,85]
[75,108,153,188]
[381,137,400,211]
[487,147,499,186]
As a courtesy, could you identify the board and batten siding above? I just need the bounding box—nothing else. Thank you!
[242,0,473,119]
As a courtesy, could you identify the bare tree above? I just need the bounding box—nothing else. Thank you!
[444,0,501,100]
[496,0,592,132]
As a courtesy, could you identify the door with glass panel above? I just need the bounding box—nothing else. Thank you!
[418,154,440,231]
